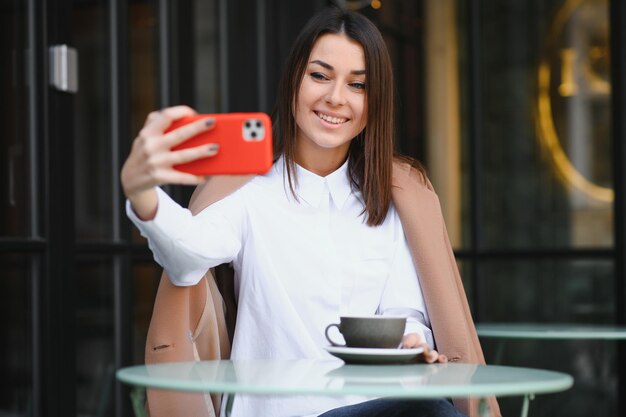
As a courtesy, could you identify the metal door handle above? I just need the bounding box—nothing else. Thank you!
[49,45,78,93]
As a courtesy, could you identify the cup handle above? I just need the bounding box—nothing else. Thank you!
[325,323,346,347]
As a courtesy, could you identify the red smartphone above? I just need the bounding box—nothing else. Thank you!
[167,113,273,175]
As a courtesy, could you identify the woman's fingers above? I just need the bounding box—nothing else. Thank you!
[160,105,198,119]
[148,105,197,129]
[162,117,215,148]
[400,333,421,349]
[122,106,217,198]
[140,105,198,137]
[413,343,447,364]
[131,144,216,186]
[151,143,219,167]
[421,344,437,363]
[402,335,441,364]
[133,117,214,160]
[399,334,448,364]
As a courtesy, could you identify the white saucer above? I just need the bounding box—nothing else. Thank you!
[324,346,424,364]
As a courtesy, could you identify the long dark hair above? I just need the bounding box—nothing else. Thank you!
[273,7,421,226]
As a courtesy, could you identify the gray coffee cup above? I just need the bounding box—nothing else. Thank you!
[325,316,407,349]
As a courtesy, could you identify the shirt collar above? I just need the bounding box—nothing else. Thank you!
[276,156,353,209]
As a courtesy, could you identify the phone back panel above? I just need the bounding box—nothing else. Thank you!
[168,113,273,175]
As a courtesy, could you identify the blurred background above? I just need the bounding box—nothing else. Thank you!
[1,0,625,416]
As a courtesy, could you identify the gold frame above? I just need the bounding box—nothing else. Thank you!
[535,0,612,202]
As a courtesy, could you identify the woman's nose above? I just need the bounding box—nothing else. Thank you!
[325,82,346,106]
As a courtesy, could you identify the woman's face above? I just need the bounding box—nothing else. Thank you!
[294,33,367,170]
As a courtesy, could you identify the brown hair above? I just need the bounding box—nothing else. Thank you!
[273,7,423,226]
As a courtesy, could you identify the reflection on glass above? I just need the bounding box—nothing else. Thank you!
[132,262,162,364]
[0,254,33,416]
[537,0,611,203]
[73,0,113,241]
[76,256,114,417]
[454,0,613,249]
[194,0,220,113]
[0,2,31,237]
[535,0,612,247]
[478,259,613,324]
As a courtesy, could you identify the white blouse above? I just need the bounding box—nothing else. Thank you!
[127,157,433,417]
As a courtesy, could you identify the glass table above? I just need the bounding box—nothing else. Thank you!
[476,323,626,415]
[476,323,626,340]
[116,360,573,417]
[476,323,626,363]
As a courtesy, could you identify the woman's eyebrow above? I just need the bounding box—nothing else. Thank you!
[310,59,367,75]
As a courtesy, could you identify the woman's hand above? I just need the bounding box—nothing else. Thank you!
[401,333,448,364]
[121,105,218,219]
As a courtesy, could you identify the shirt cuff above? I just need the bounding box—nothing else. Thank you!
[126,187,190,241]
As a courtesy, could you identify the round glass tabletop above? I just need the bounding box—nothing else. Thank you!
[476,323,626,340]
[116,360,573,399]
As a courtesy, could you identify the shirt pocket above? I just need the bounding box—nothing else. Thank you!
[343,243,394,315]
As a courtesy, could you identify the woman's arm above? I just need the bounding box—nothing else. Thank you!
[126,187,245,286]
[122,105,244,285]
[121,105,219,220]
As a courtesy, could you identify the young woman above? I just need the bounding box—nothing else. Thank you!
[122,7,498,417]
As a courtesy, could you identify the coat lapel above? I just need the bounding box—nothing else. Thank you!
[391,162,471,362]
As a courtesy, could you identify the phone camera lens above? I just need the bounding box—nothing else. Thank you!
[251,131,257,138]
[256,121,262,128]
[245,121,251,128]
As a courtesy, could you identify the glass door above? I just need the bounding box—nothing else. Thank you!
[1,1,44,415]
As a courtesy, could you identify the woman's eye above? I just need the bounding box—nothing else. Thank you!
[310,72,327,81]
[350,82,366,90]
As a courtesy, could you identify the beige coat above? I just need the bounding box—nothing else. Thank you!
[144,161,501,417]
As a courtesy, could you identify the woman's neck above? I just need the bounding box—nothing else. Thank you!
[294,143,350,177]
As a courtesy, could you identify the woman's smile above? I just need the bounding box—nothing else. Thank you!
[314,110,350,126]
